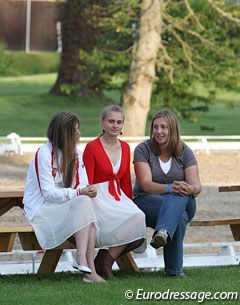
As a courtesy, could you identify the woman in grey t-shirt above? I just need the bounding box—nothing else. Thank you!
[133,109,201,278]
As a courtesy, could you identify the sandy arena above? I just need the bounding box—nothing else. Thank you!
[1,150,240,255]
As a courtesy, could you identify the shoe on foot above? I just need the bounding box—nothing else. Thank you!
[166,271,187,278]
[94,249,115,278]
[150,229,168,249]
[72,260,92,274]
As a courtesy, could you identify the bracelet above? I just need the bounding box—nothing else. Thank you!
[166,184,171,193]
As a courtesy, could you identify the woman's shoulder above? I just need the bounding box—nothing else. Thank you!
[134,139,153,160]
[119,139,130,148]
[180,141,197,164]
[135,139,152,151]
[38,142,52,155]
[86,137,100,148]
[182,142,194,155]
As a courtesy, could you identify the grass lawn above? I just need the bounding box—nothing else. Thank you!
[0,74,240,137]
[1,267,239,305]
[0,74,110,137]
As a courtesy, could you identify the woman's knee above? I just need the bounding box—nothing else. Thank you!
[186,197,196,221]
[135,211,146,225]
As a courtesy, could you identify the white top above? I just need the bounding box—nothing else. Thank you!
[23,141,89,220]
[159,157,172,174]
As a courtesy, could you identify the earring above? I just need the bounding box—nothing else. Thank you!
[120,131,123,135]
[102,129,105,134]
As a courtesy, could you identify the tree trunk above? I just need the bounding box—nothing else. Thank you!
[122,0,162,136]
[50,0,98,96]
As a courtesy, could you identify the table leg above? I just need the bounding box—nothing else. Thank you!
[38,249,63,273]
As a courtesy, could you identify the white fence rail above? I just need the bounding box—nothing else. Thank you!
[1,135,240,155]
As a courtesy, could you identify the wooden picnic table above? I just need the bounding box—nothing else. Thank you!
[0,191,24,216]
[0,191,138,273]
[190,185,240,242]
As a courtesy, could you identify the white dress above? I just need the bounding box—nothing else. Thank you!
[30,195,98,250]
[25,143,98,250]
[92,157,146,249]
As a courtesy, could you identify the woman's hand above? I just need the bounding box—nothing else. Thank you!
[172,181,195,196]
[79,185,97,198]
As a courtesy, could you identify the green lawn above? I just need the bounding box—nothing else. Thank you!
[1,267,239,305]
[0,74,240,137]
[0,74,110,137]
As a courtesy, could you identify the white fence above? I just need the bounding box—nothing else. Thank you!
[1,135,240,155]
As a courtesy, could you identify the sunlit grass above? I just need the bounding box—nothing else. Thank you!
[1,266,239,305]
[0,74,240,136]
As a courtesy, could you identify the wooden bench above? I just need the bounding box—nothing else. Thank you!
[190,218,240,241]
[0,191,138,274]
[190,185,240,242]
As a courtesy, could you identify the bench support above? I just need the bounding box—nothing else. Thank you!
[0,232,16,252]
[38,250,63,273]
[116,253,139,272]
[230,224,240,241]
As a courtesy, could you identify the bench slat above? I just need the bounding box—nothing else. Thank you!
[0,191,23,198]
[190,219,240,226]
[0,225,33,233]
[219,185,240,192]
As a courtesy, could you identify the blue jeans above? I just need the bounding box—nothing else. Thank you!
[134,193,196,275]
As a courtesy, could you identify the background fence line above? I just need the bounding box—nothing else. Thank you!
[1,135,240,155]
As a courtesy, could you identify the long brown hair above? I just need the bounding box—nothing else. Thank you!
[47,112,80,187]
[150,109,183,156]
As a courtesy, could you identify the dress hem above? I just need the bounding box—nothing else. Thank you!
[95,235,146,250]
[31,220,98,250]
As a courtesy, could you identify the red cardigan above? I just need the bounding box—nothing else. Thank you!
[83,138,132,201]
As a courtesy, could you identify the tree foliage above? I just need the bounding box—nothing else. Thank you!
[51,0,240,125]
[150,0,240,120]
[50,0,138,96]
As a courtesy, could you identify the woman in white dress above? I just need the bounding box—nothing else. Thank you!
[23,112,105,283]
[83,105,146,278]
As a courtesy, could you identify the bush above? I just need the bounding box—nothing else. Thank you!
[0,51,60,76]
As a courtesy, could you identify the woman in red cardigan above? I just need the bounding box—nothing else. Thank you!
[83,105,146,279]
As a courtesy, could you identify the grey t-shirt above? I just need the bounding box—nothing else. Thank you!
[133,139,197,196]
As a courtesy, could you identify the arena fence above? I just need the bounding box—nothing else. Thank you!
[1,135,240,155]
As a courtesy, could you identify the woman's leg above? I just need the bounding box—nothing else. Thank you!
[95,211,146,279]
[163,210,188,275]
[135,194,196,275]
[154,194,189,239]
[75,223,105,282]
[134,194,164,229]
[75,224,92,267]
[84,224,105,282]
[162,197,196,276]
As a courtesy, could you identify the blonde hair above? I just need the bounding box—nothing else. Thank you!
[100,105,124,136]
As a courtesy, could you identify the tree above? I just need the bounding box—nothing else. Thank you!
[50,0,101,96]
[121,0,161,136]
[51,0,240,136]
[122,0,240,135]
[50,0,138,96]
